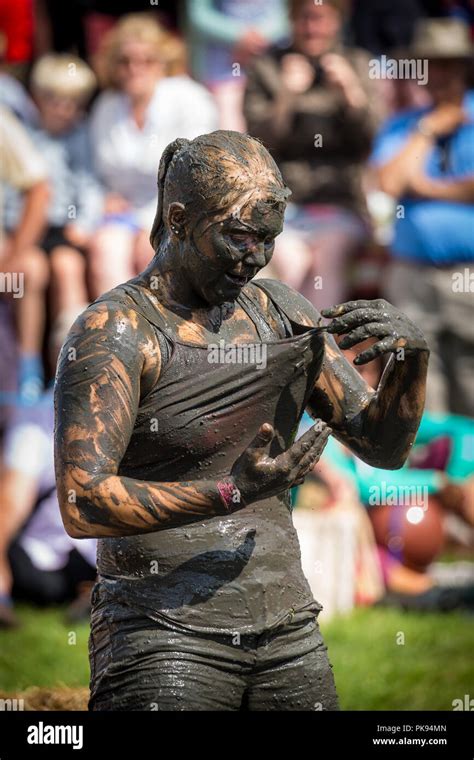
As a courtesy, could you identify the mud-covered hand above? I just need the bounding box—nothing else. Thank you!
[322,299,429,365]
[231,421,331,504]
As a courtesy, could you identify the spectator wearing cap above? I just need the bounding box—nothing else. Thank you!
[372,18,474,417]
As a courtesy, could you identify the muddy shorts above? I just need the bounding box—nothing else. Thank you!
[88,585,339,711]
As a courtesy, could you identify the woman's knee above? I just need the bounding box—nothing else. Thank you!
[50,246,86,284]
[14,246,50,293]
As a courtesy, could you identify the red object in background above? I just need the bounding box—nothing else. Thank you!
[369,497,445,573]
[0,0,34,63]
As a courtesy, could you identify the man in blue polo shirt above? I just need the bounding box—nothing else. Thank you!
[372,18,474,417]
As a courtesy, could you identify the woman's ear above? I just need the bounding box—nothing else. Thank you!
[167,202,186,239]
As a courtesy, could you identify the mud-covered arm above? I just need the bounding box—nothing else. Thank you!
[54,302,234,539]
[310,326,429,469]
[271,285,429,469]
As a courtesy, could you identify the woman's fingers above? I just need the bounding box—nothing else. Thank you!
[354,337,399,365]
[325,308,386,334]
[237,420,333,497]
[277,425,331,480]
[233,420,332,501]
[295,428,331,473]
[338,322,391,350]
[282,423,329,469]
[281,426,320,467]
[322,299,395,336]
[321,300,375,318]
[287,427,333,487]
[322,299,428,358]
[291,450,326,487]
[246,423,275,454]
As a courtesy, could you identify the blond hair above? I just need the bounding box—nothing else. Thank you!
[94,13,186,89]
[31,54,96,102]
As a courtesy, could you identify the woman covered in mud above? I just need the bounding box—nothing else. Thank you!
[54,131,429,711]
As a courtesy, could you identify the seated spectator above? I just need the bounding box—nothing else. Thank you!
[0,307,97,628]
[186,0,289,130]
[0,105,49,406]
[89,13,218,298]
[372,18,474,417]
[244,0,380,311]
[2,53,99,403]
[27,54,99,324]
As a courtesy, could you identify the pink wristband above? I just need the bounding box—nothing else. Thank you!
[216,479,243,513]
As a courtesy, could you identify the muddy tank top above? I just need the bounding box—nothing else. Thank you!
[94,278,326,634]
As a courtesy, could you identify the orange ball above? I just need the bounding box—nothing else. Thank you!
[369,497,445,573]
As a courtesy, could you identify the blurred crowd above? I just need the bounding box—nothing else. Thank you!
[0,0,473,628]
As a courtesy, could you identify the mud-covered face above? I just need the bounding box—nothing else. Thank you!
[184,196,285,306]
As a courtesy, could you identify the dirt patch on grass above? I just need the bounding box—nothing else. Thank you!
[0,686,89,711]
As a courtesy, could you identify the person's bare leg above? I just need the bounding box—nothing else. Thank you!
[1,245,49,355]
[0,470,38,626]
[386,561,435,595]
[49,245,88,320]
[88,224,135,299]
[0,245,49,402]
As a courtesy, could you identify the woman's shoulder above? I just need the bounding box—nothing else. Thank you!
[55,292,163,398]
[68,286,155,345]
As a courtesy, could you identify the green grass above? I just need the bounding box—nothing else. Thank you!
[0,606,90,692]
[0,605,472,709]
[323,608,474,710]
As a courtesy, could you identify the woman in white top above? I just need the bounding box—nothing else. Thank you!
[89,14,218,298]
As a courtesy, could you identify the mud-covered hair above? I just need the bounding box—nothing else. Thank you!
[149,130,291,251]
